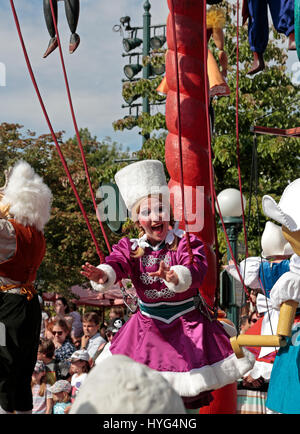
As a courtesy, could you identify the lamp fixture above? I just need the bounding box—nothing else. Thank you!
[122,37,143,53]
[150,35,166,50]
[124,63,143,80]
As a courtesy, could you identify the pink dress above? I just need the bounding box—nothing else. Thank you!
[97,234,254,408]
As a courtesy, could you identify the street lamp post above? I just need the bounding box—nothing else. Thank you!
[116,0,166,146]
[143,1,151,111]
[216,188,246,329]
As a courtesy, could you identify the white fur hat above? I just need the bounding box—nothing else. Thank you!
[114,160,169,216]
[70,354,186,414]
[1,160,52,231]
[261,221,293,258]
[262,179,300,232]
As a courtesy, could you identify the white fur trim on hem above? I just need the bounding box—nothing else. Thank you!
[163,265,192,293]
[90,264,116,293]
[97,345,255,397]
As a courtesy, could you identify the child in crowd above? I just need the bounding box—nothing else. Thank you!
[80,312,106,359]
[99,322,107,340]
[81,160,255,411]
[37,338,59,385]
[108,306,125,322]
[70,350,90,403]
[49,380,72,414]
[31,360,53,414]
[93,318,125,365]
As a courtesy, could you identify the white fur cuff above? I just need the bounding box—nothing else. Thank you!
[90,264,117,293]
[163,265,192,293]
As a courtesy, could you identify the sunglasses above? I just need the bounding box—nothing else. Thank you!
[52,331,63,336]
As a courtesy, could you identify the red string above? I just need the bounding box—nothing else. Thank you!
[48,0,112,255]
[236,0,249,257]
[9,0,105,263]
[169,0,194,264]
[203,2,221,303]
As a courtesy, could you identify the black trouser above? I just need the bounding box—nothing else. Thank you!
[43,0,80,37]
[0,293,41,412]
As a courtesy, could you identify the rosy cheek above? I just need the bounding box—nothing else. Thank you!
[138,218,149,227]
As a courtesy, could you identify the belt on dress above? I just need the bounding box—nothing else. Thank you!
[0,283,36,301]
[138,297,196,324]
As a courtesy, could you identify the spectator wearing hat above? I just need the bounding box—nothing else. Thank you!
[70,350,90,403]
[49,380,72,414]
[80,312,106,359]
[31,360,53,414]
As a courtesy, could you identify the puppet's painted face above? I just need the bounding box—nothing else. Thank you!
[138,196,170,245]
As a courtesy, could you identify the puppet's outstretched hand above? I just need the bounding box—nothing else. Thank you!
[149,261,179,285]
[81,262,108,284]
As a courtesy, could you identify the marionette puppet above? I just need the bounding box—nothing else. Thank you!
[81,160,255,412]
[43,0,80,58]
[206,5,231,97]
[0,160,52,414]
[226,221,293,409]
[157,4,230,98]
[242,0,296,75]
[262,180,300,414]
[230,179,300,414]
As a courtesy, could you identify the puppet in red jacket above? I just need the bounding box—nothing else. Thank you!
[0,160,52,414]
[242,0,296,75]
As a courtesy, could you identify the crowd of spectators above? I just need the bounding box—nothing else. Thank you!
[32,298,126,414]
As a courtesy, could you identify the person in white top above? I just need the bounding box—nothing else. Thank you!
[81,312,106,359]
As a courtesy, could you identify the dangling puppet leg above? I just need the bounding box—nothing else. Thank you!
[65,0,80,54]
[272,0,296,50]
[43,0,58,58]
[247,0,269,74]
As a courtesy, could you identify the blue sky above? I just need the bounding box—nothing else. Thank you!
[0,1,298,153]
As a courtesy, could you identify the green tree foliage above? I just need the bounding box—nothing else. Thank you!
[212,4,300,260]
[113,3,300,264]
[0,123,130,296]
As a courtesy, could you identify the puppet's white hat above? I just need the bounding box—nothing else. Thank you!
[115,160,169,215]
[261,221,293,258]
[262,179,300,232]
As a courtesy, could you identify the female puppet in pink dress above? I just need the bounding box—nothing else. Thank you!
[81,160,254,411]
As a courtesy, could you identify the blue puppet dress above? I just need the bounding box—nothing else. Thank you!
[264,259,300,414]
